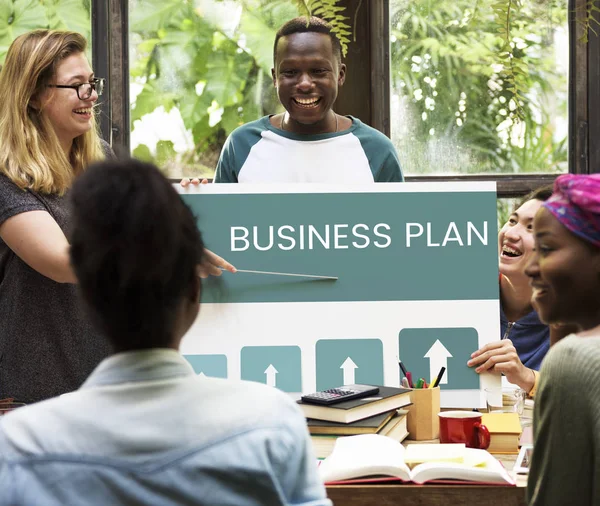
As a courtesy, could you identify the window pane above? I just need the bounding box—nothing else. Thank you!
[390,0,568,176]
[128,0,297,178]
[0,1,91,64]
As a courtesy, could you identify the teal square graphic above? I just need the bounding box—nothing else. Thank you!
[316,339,384,390]
[241,346,302,392]
[184,354,228,378]
[398,328,479,389]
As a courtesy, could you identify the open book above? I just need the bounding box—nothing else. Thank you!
[318,434,515,485]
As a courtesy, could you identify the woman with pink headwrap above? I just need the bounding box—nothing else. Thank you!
[525,174,600,506]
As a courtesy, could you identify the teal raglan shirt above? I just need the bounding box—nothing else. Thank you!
[213,116,403,183]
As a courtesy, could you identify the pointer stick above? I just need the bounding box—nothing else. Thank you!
[220,268,337,281]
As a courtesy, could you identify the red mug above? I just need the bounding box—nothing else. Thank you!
[438,411,490,449]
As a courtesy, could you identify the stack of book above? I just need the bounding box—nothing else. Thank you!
[297,386,412,458]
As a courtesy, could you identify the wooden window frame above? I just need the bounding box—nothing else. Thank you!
[97,0,598,195]
[92,0,129,151]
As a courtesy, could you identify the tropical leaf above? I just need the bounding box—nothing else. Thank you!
[129,0,187,33]
[131,81,177,122]
[0,0,47,63]
[289,0,351,56]
[45,0,90,39]
[220,104,244,135]
[239,10,279,75]
[178,89,213,132]
[132,143,154,162]
[191,115,214,150]
[204,43,253,107]
[129,37,160,78]
[155,140,176,166]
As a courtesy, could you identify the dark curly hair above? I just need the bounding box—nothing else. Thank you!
[69,159,204,351]
[273,16,342,65]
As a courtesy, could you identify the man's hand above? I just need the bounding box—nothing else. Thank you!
[180,178,209,187]
[467,339,535,392]
[197,248,236,279]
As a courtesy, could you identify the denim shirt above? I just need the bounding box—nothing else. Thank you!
[0,350,331,506]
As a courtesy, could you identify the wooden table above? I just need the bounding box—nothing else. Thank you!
[326,450,527,506]
[326,483,525,506]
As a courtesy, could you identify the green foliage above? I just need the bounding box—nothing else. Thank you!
[129,0,354,175]
[0,0,46,60]
[129,0,298,175]
[155,139,176,166]
[493,0,527,121]
[0,0,89,63]
[0,0,585,180]
[576,0,600,42]
[127,0,363,176]
[45,0,90,34]
[132,143,153,162]
[291,0,351,56]
[390,0,568,175]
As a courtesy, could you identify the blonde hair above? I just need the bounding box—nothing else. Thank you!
[0,30,104,195]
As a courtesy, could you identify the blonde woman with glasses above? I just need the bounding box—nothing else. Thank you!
[0,30,112,404]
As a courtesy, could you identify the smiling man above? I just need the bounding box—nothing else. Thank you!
[213,16,403,183]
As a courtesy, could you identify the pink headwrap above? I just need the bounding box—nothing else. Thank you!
[543,174,600,247]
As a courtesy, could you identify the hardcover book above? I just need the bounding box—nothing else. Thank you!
[311,410,409,458]
[481,413,522,454]
[378,410,409,440]
[298,386,411,424]
[307,410,397,435]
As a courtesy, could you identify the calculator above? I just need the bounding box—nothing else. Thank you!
[300,384,380,405]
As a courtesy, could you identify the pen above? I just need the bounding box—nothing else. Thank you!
[398,361,409,379]
[431,366,446,388]
[401,376,410,388]
[415,378,424,389]
[406,371,414,388]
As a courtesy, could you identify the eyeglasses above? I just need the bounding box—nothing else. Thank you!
[46,77,105,100]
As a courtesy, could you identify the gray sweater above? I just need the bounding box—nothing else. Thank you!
[527,334,600,505]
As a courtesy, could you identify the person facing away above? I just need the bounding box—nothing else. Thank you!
[468,186,575,397]
[0,30,112,403]
[0,159,331,506]
[209,16,403,184]
[524,174,600,506]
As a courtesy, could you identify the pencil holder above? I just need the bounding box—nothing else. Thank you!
[407,386,441,441]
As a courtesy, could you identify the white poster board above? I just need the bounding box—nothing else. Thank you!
[178,182,501,408]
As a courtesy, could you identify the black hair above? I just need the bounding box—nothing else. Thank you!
[69,159,204,352]
[518,184,554,208]
[273,16,342,66]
